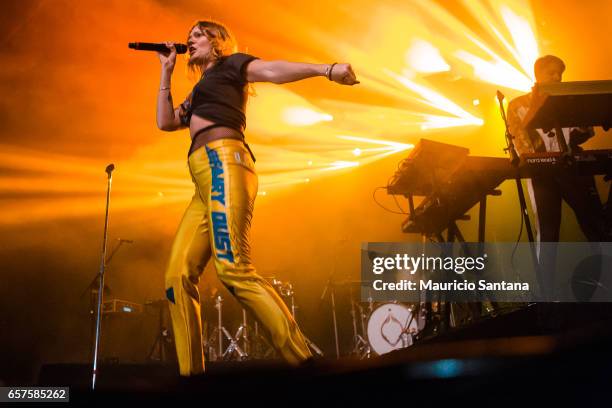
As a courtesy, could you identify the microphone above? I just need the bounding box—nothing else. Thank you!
[128,42,188,54]
[496,90,505,103]
[105,164,115,176]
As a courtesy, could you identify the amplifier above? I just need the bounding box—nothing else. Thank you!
[98,300,174,364]
[102,299,144,314]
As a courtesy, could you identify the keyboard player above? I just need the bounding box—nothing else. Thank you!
[507,55,609,298]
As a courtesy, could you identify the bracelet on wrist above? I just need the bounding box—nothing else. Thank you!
[160,86,170,91]
[327,63,337,81]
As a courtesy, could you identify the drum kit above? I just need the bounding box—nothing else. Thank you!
[321,280,486,359]
[343,282,426,358]
[112,276,482,364]
[203,277,323,362]
[361,301,423,356]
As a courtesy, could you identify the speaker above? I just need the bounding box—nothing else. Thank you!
[98,300,175,364]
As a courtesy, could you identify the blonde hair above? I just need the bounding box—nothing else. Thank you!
[187,20,237,76]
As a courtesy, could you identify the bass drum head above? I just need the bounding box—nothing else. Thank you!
[367,303,418,355]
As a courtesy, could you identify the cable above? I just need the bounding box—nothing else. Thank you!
[385,173,411,214]
[391,193,408,214]
[372,186,409,215]
[510,184,526,280]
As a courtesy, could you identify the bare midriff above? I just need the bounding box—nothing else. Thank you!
[189,114,243,155]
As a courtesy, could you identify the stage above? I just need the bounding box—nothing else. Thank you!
[35,304,612,404]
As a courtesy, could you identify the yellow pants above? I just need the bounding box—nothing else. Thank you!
[164,139,312,376]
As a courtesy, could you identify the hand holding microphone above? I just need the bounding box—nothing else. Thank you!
[158,42,178,72]
[129,42,187,73]
[128,42,188,54]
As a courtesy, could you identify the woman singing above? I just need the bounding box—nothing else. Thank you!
[157,20,359,376]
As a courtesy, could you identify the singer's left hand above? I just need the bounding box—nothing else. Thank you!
[330,64,359,86]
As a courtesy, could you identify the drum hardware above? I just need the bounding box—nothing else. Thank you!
[304,337,324,357]
[241,309,249,356]
[271,277,324,357]
[206,296,222,360]
[248,320,277,359]
[420,283,452,337]
[271,278,296,317]
[350,300,371,359]
[348,284,373,359]
[214,296,225,358]
[320,277,340,359]
[204,278,322,360]
[146,299,173,363]
[221,324,247,360]
[207,296,249,361]
[367,302,421,355]
[206,296,276,361]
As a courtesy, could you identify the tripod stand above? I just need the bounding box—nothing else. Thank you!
[320,277,340,359]
[207,296,249,361]
[146,299,173,363]
[349,285,372,359]
[271,278,324,357]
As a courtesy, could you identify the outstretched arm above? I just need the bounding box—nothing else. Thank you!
[246,60,359,85]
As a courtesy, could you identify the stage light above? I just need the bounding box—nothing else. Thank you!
[472,99,480,106]
[447,1,538,91]
[455,50,533,92]
[281,107,333,126]
[338,136,414,153]
[385,70,484,128]
[500,5,539,79]
[325,161,359,171]
[353,148,362,156]
[420,115,484,130]
[405,39,451,74]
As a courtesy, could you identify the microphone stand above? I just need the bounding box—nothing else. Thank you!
[81,238,133,368]
[320,276,340,359]
[91,164,115,390]
[80,239,132,302]
[496,92,542,296]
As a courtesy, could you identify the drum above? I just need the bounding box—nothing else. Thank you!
[366,303,419,355]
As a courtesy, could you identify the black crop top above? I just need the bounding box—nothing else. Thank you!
[179,53,259,132]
